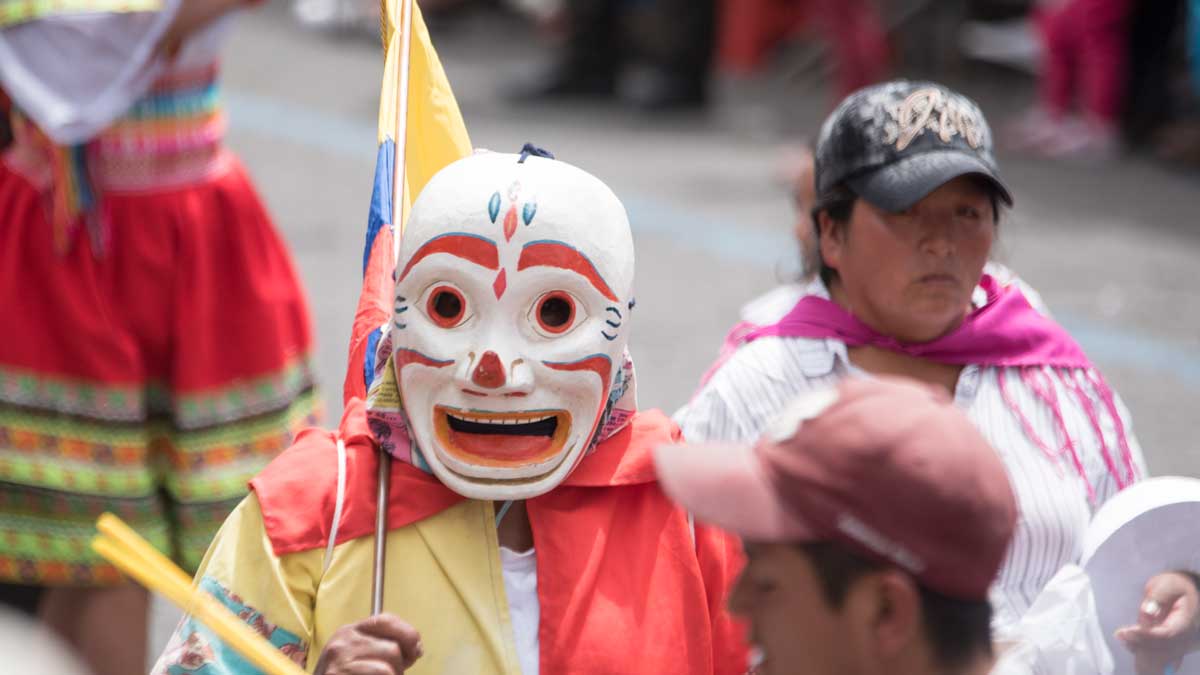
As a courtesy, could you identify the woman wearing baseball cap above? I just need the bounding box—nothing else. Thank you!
[677,80,1200,672]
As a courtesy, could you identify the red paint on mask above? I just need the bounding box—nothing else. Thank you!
[543,355,613,390]
[493,268,507,299]
[394,348,454,370]
[504,206,518,242]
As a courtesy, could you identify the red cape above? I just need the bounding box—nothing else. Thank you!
[251,399,749,674]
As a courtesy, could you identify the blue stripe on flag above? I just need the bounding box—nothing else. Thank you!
[364,139,396,276]
[364,325,384,390]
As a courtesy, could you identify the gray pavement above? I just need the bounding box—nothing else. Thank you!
[151,3,1200,658]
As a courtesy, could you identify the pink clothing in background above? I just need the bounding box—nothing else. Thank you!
[811,0,888,98]
[1036,0,1134,125]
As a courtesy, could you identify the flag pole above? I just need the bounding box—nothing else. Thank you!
[372,0,416,618]
[391,0,414,267]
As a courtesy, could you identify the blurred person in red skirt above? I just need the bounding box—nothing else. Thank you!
[718,0,889,102]
[0,1,320,673]
[1009,0,1134,158]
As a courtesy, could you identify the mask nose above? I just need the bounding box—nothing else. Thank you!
[471,351,506,389]
[456,351,534,396]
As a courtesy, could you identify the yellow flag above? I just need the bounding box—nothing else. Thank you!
[348,0,471,402]
[376,0,471,237]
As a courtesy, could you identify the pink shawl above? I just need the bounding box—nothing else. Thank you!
[703,275,1138,500]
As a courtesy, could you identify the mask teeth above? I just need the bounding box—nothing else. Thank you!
[447,412,556,425]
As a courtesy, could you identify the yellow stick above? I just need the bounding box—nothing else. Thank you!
[91,520,307,675]
[96,513,193,591]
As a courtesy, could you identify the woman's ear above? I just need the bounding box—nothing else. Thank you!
[817,211,844,273]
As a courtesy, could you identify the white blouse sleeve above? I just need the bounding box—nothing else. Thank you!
[674,383,758,444]
[0,1,233,144]
[675,337,840,444]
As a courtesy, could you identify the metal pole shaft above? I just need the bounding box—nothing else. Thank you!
[372,0,412,619]
[370,451,391,615]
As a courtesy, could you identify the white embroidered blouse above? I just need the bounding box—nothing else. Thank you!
[674,274,1147,643]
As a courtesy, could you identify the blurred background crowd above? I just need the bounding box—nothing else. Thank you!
[296,0,1200,165]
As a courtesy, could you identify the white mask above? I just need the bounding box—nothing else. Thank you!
[391,152,635,500]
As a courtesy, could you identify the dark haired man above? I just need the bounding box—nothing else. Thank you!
[656,377,1017,675]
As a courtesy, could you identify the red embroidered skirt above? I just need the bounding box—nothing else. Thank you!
[0,110,320,585]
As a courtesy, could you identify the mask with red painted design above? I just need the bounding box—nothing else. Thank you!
[390,151,636,500]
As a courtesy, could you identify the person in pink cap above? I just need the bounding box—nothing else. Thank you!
[658,376,1018,675]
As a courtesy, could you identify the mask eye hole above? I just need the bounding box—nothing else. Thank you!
[532,291,578,336]
[425,285,467,328]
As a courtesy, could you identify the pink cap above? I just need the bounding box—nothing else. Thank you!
[656,377,1017,600]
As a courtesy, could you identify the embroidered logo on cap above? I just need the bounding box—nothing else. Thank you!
[882,87,985,152]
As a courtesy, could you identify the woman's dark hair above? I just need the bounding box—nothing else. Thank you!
[809,177,1004,285]
[795,541,994,669]
[809,183,858,286]
[0,94,12,153]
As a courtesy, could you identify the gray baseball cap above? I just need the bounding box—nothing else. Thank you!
[814,80,1013,212]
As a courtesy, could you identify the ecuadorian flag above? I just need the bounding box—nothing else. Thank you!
[345,0,471,403]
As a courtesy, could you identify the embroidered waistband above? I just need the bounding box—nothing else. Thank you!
[2,62,228,253]
[89,63,228,191]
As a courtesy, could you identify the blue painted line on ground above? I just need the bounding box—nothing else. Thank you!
[226,92,376,157]
[224,90,1200,388]
[1057,313,1200,387]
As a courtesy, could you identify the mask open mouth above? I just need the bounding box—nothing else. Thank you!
[434,406,572,469]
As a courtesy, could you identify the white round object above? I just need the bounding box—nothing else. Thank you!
[1081,477,1200,675]
[0,608,87,675]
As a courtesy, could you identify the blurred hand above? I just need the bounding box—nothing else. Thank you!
[313,614,423,675]
[1115,572,1200,675]
[154,0,244,60]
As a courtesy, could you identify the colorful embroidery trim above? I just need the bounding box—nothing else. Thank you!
[0,0,161,27]
[0,393,319,498]
[152,576,308,674]
[0,356,316,429]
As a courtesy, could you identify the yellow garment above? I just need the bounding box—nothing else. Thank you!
[161,494,522,674]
